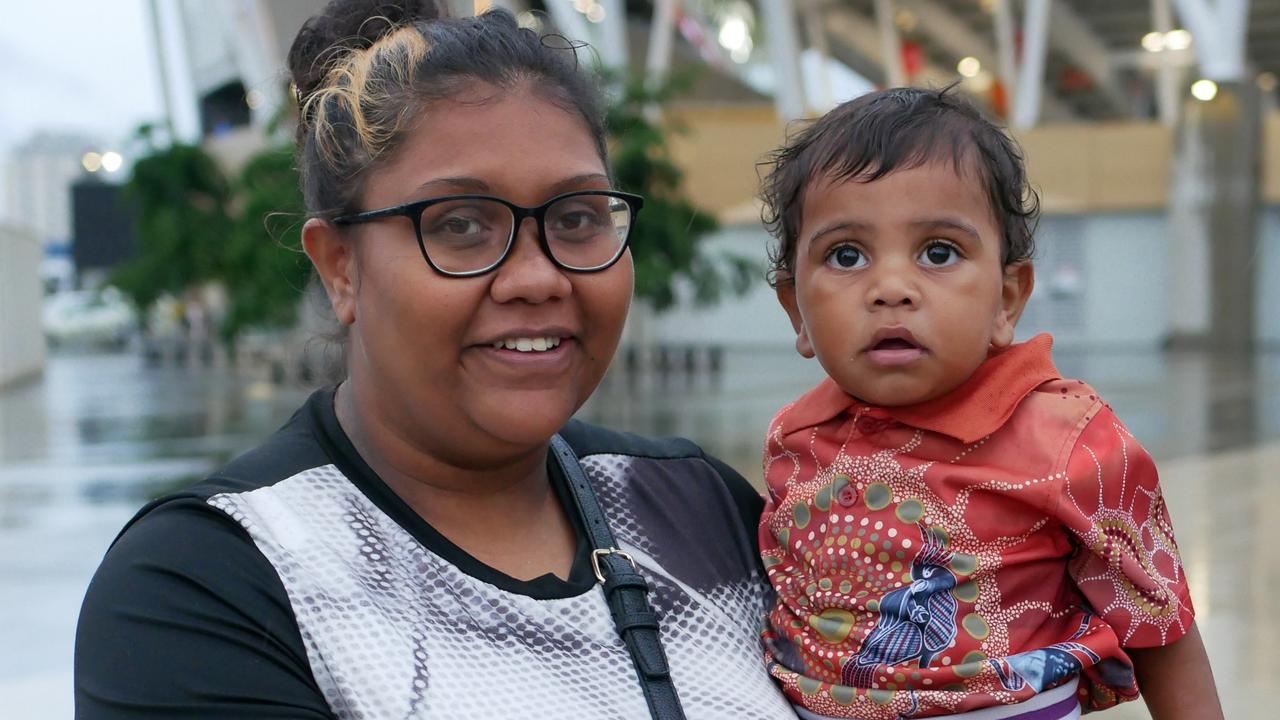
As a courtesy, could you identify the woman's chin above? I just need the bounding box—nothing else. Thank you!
[471,393,584,448]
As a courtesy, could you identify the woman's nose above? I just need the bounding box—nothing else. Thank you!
[488,218,572,304]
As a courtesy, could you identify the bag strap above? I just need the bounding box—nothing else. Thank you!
[549,435,687,720]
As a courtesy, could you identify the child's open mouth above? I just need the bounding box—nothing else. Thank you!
[873,338,918,351]
[866,329,926,366]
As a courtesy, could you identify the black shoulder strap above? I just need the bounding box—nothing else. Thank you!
[549,435,687,720]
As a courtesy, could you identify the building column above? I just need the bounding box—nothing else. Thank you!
[1168,84,1262,350]
[1166,0,1258,350]
[1011,0,1051,130]
[761,0,807,121]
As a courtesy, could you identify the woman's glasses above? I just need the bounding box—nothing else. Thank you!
[333,190,644,277]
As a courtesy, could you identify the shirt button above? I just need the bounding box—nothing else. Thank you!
[837,485,859,508]
[855,416,887,435]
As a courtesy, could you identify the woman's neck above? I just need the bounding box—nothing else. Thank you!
[333,379,578,581]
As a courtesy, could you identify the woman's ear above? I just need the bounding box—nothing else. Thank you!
[775,280,816,359]
[302,218,358,326]
[992,261,1034,348]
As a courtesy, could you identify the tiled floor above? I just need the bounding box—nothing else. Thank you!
[2,347,1275,718]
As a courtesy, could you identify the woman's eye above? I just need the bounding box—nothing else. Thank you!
[825,245,866,269]
[553,210,601,231]
[437,215,485,235]
[919,242,961,267]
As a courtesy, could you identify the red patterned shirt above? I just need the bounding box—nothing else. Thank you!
[760,334,1194,718]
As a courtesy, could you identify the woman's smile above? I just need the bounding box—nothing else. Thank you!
[470,331,578,375]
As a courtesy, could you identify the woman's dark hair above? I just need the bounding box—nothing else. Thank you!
[759,86,1039,286]
[287,0,608,218]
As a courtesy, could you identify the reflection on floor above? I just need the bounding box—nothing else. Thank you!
[2,348,1276,718]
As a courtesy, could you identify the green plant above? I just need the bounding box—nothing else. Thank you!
[221,146,311,342]
[111,135,310,343]
[111,144,232,312]
[607,73,756,311]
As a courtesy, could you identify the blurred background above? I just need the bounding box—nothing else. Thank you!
[1,0,1276,717]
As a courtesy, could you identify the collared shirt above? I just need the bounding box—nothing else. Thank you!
[760,334,1194,718]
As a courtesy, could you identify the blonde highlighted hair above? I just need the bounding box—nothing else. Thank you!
[302,23,430,171]
[288,1,608,219]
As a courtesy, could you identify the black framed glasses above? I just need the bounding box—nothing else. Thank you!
[332,190,644,277]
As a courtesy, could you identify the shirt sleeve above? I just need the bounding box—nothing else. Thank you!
[75,496,335,719]
[1055,404,1195,649]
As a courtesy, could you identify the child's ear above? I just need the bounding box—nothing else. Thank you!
[992,261,1034,348]
[775,280,816,359]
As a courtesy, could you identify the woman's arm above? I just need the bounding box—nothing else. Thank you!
[76,498,335,719]
[1128,622,1223,720]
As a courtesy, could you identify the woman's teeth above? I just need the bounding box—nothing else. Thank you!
[491,336,563,352]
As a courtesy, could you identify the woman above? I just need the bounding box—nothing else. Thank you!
[74,2,794,718]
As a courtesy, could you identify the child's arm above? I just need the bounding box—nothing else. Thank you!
[1127,622,1223,720]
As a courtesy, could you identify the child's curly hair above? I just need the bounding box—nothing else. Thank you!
[759,86,1039,287]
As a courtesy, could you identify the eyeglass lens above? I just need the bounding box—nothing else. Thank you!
[418,194,632,274]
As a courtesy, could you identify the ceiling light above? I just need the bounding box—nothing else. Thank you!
[1190,79,1218,102]
[718,16,748,51]
[894,8,918,32]
[101,151,123,173]
[1164,29,1193,51]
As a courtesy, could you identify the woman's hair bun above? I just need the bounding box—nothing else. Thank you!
[288,0,443,106]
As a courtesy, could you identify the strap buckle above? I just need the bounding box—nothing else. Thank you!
[590,547,637,584]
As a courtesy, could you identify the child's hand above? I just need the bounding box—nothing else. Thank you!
[1128,622,1223,720]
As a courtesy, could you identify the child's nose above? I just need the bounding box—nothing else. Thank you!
[868,267,920,308]
[873,292,914,307]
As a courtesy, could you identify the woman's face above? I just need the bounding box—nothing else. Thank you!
[333,85,632,465]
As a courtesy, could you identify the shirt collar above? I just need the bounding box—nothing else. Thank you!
[780,334,1060,444]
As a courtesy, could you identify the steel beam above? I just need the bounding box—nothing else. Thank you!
[645,0,678,84]
[761,0,808,120]
[1043,0,1130,114]
[545,0,594,48]
[1173,0,1251,82]
[890,0,1073,121]
[1012,0,1051,129]
[597,0,628,73]
[1153,0,1181,126]
[993,0,1017,101]
[874,0,906,88]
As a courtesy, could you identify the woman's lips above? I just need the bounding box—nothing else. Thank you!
[474,337,575,373]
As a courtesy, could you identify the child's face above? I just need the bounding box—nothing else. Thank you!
[776,161,1034,407]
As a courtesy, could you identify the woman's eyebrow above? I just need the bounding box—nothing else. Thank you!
[413,173,609,198]
[909,217,983,243]
[546,172,612,195]
[415,176,490,194]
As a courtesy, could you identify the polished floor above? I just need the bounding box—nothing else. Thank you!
[2,348,1276,718]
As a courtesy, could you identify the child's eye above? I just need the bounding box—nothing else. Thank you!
[825,244,867,269]
[919,242,961,267]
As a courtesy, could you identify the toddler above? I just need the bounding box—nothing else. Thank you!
[756,87,1220,719]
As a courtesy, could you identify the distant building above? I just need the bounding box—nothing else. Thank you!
[0,133,100,249]
[0,132,113,291]
[0,224,46,387]
[169,0,325,168]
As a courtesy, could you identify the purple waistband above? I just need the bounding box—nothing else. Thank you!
[1007,693,1079,720]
